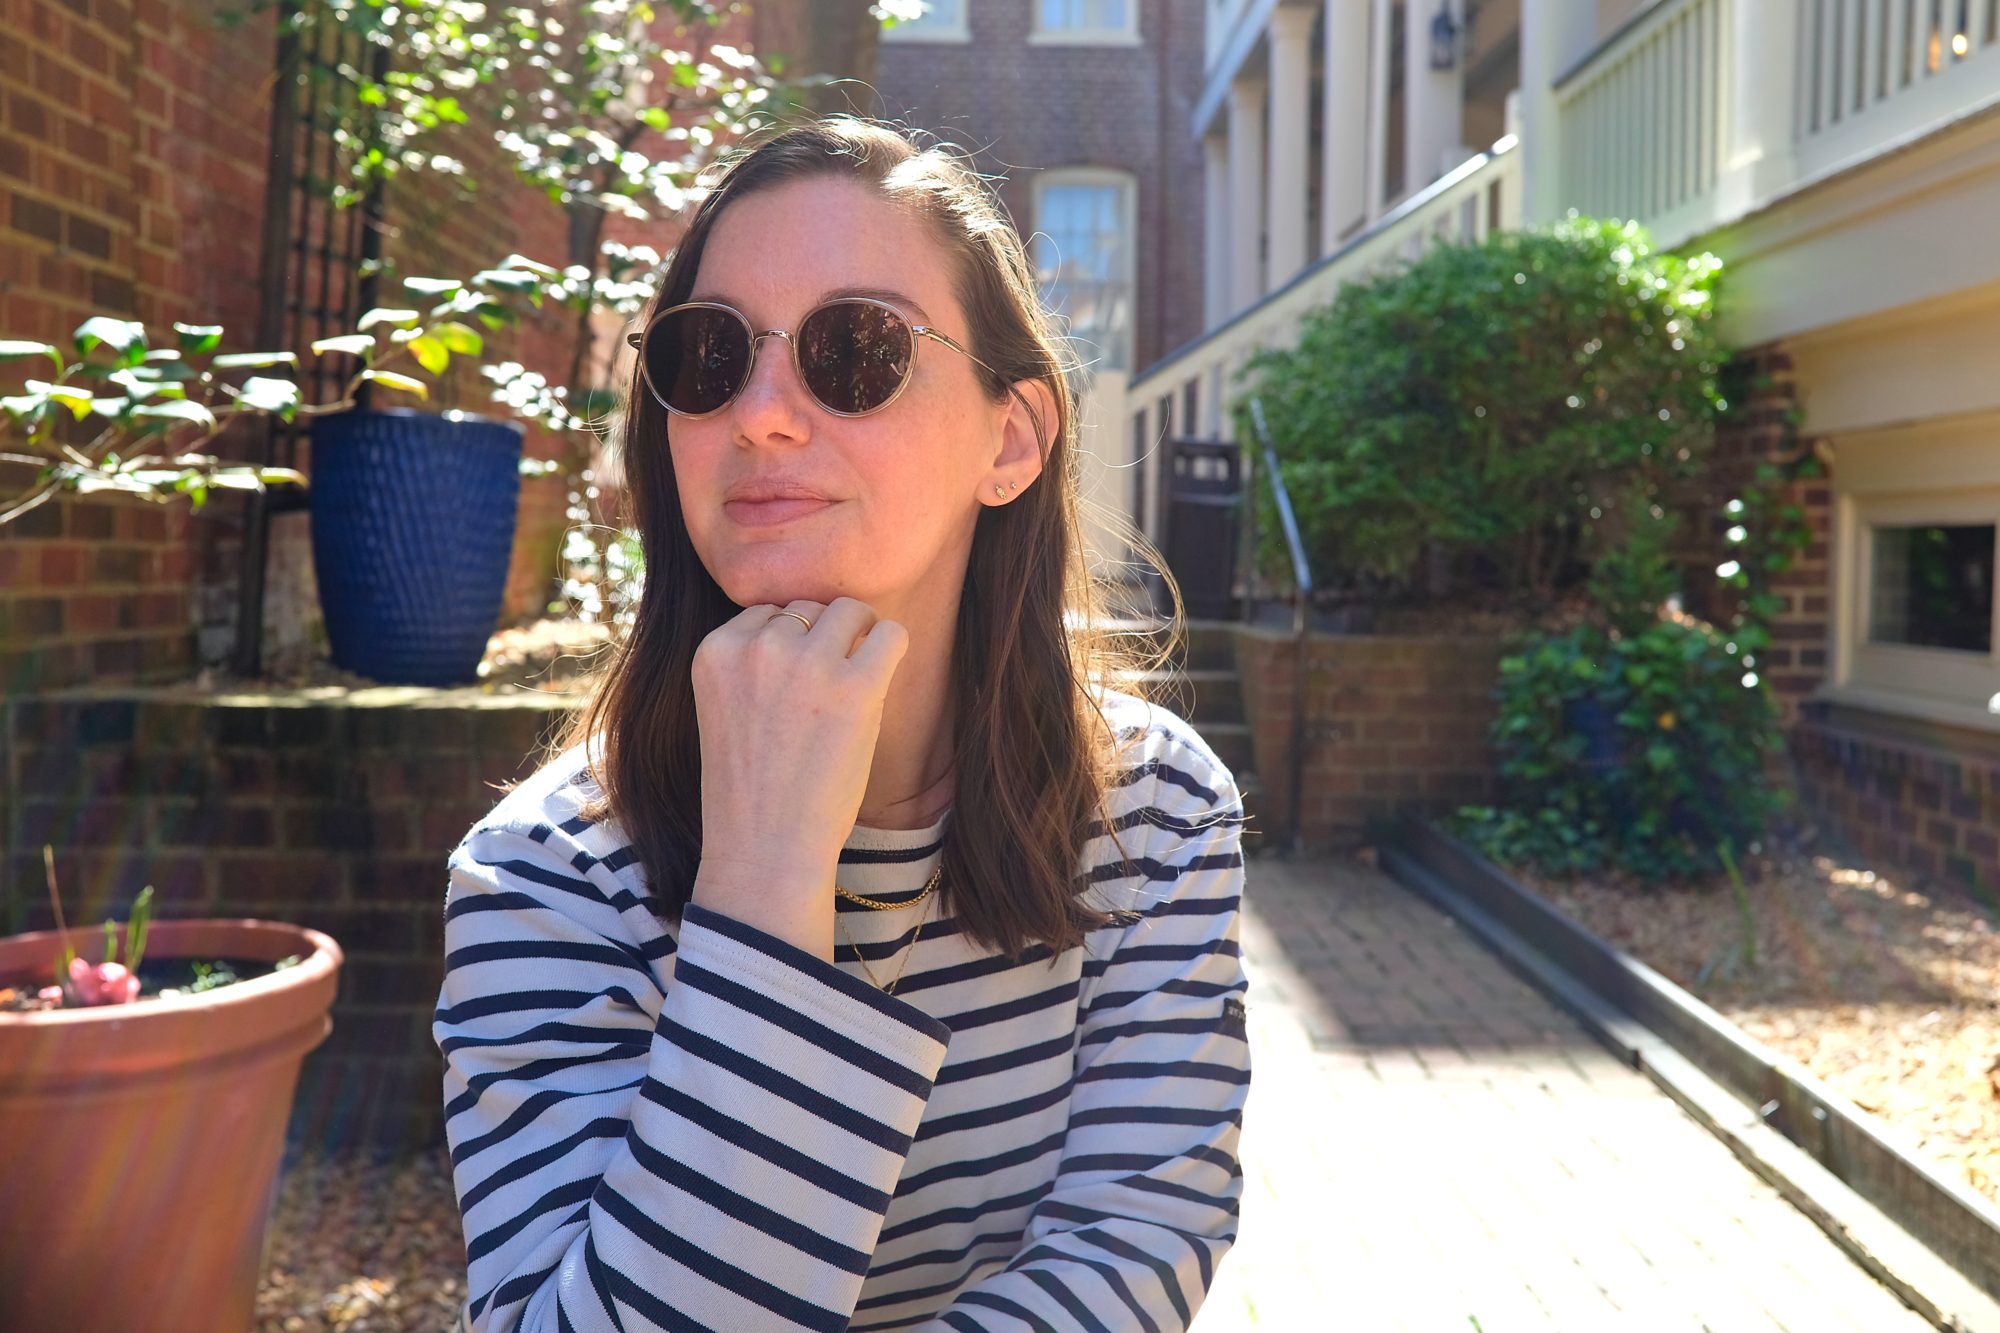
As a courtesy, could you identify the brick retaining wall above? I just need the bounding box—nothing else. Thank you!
[1793,702,2000,908]
[4,688,580,1152]
[1233,625,1505,851]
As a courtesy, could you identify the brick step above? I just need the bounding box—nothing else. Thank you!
[1110,668,1245,727]
[1086,617,1238,673]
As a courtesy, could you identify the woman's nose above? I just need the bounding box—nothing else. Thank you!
[729,331,813,441]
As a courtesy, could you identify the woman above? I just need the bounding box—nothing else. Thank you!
[435,115,1250,1333]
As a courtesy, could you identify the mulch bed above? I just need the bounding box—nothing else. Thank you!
[258,1147,465,1332]
[1502,818,2000,1208]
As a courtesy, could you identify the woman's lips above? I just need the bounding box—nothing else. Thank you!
[723,496,833,527]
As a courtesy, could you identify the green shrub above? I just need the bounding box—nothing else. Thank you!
[1236,216,1725,603]
[1445,610,1791,883]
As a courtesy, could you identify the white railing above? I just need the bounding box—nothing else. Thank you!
[1122,137,1522,545]
[1795,0,2000,178]
[1555,0,2000,250]
[1554,0,1734,248]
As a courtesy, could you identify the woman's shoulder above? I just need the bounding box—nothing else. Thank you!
[454,736,612,855]
[1093,686,1242,816]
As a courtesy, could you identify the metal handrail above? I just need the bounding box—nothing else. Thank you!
[1247,397,1313,854]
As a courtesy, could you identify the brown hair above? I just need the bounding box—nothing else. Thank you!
[544,114,1180,961]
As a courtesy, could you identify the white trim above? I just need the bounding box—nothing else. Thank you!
[1031,0,1140,46]
[882,0,971,43]
[1828,425,2000,732]
[1032,167,1140,375]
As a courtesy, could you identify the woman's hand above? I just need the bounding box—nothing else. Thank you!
[688,597,910,960]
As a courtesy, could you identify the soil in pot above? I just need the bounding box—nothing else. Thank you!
[0,953,304,1012]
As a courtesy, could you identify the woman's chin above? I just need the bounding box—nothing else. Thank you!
[716,559,849,609]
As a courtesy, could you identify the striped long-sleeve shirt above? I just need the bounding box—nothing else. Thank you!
[433,688,1250,1332]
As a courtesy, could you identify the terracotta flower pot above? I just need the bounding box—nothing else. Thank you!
[0,918,343,1333]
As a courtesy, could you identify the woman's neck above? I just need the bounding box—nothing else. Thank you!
[854,597,957,831]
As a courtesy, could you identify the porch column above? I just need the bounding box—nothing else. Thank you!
[1265,4,1315,288]
[1322,0,1371,249]
[1203,131,1230,330]
[1366,0,1393,218]
[1728,0,1800,200]
[1520,0,1597,223]
[1227,76,1267,314]
[1405,0,1469,192]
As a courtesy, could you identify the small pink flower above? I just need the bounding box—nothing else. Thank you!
[66,956,141,1006]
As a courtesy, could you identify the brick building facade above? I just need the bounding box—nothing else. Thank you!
[870,0,1209,378]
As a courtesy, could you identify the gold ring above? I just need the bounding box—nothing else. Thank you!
[770,610,814,631]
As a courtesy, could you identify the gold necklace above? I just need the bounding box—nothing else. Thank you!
[837,890,932,996]
[834,861,942,911]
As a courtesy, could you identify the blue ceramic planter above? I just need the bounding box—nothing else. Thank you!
[309,408,524,686]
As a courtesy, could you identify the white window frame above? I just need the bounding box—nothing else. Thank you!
[882,0,971,43]
[1030,0,1141,47]
[1031,167,1139,376]
[1824,413,2000,733]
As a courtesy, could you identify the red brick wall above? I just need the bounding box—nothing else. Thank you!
[1,0,276,693]
[4,690,575,1151]
[0,0,675,693]
[1235,625,1504,850]
[1793,704,2000,909]
[1675,346,1833,730]
[870,0,1209,373]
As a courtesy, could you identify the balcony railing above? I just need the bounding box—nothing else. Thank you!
[1556,0,2000,251]
[1796,0,2000,176]
[1123,136,1522,545]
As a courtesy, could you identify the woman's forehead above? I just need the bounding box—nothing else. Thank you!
[692,176,957,326]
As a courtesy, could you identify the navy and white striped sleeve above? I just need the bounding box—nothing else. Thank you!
[916,728,1252,1331]
[434,819,955,1333]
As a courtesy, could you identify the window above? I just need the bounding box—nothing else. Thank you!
[882,0,969,42]
[1032,171,1136,374]
[1033,0,1138,44]
[1829,432,2000,731]
[1868,523,1994,653]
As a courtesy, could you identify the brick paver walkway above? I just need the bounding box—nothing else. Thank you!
[1193,855,1934,1332]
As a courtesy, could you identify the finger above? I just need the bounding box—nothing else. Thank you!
[754,600,827,635]
[846,616,909,683]
[806,597,880,658]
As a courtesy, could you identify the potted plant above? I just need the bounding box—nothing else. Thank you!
[261,0,778,631]
[0,848,344,1332]
[0,260,554,684]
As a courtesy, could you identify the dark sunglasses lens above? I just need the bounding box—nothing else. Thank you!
[646,307,749,414]
[797,301,914,414]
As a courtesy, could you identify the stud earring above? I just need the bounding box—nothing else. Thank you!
[993,484,1005,499]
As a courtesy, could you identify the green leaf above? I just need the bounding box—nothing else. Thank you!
[0,340,62,375]
[211,351,300,370]
[358,307,422,331]
[431,320,483,355]
[470,268,539,294]
[237,376,300,419]
[74,317,147,365]
[132,398,218,430]
[499,254,562,278]
[362,369,428,398]
[637,106,671,131]
[173,323,224,354]
[408,333,450,376]
[402,276,463,296]
[312,333,377,358]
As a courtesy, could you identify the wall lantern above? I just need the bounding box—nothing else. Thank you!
[1429,2,1460,71]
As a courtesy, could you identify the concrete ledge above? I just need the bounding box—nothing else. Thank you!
[1375,814,2000,1332]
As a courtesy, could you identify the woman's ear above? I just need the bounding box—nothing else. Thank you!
[981,377,1058,506]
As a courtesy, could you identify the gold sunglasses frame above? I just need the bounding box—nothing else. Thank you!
[624,295,1014,420]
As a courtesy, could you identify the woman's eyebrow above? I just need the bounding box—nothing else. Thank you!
[685,287,935,324]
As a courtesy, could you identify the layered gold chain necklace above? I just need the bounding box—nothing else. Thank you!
[834,862,941,996]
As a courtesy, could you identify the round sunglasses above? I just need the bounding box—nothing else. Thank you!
[625,295,1023,419]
